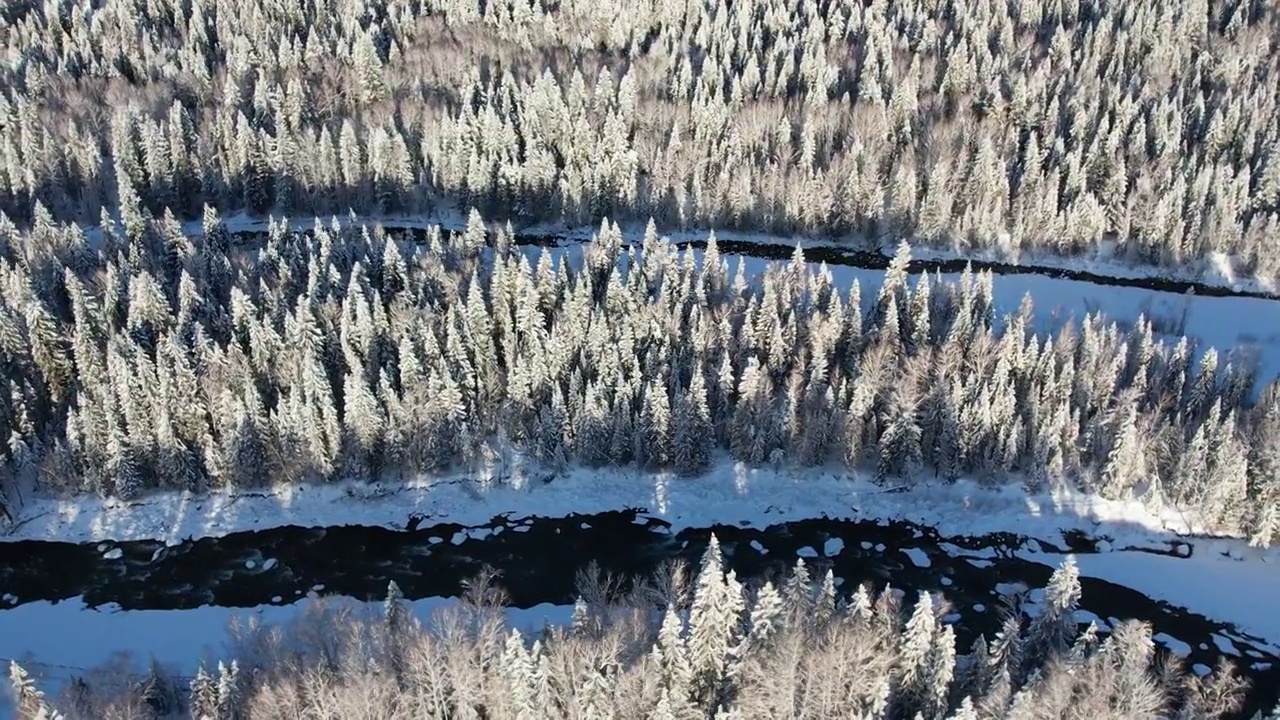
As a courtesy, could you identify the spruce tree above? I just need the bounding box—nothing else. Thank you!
[1027,557,1082,661]
[742,581,785,653]
[652,604,693,706]
[188,664,218,719]
[897,591,939,714]
[686,534,744,709]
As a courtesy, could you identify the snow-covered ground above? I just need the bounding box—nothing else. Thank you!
[0,461,1231,548]
[0,594,573,707]
[1041,549,1280,658]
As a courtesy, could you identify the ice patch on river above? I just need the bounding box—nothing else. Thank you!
[902,547,932,568]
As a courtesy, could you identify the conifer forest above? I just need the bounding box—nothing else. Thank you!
[3,0,1280,716]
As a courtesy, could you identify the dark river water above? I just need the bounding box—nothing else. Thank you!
[0,511,1275,717]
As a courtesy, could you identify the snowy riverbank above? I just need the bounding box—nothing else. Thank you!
[0,460,1229,547]
[4,461,1279,643]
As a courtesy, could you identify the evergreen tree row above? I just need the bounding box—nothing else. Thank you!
[0,209,1275,544]
[4,0,1280,278]
[9,545,1269,719]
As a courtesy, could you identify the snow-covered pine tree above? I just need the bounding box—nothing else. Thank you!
[1069,620,1100,663]
[214,660,240,720]
[686,534,745,709]
[896,591,939,715]
[652,603,693,704]
[9,661,62,719]
[501,629,539,719]
[137,658,178,717]
[1100,388,1144,499]
[636,380,672,469]
[462,207,488,257]
[384,580,408,633]
[815,569,837,627]
[671,369,713,475]
[649,686,697,720]
[188,663,218,720]
[1027,556,1082,662]
[907,273,932,354]
[742,580,785,653]
[575,659,618,718]
[946,696,979,720]
[954,635,990,699]
[875,240,912,330]
[877,382,923,482]
[848,583,873,623]
[987,612,1024,685]
[1003,673,1040,720]
[924,624,957,719]
[1252,500,1279,548]
[781,557,812,624]
[880,292,901,353]
[570,596,592,636]
[606,393,636,466]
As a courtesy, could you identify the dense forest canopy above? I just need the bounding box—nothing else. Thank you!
[2,0,1280,277]
[4,0,1280,717]
[0,210,1276,545]
[1,0,1279,548]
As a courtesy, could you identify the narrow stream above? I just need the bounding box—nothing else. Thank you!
[667,237,1276,300]
[234,225,1280,301]
[0,512,1274,717]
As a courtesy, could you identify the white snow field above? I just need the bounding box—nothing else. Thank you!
[0,460,1253,549]
[1023,547,1280,659]
[0,595,574,708]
